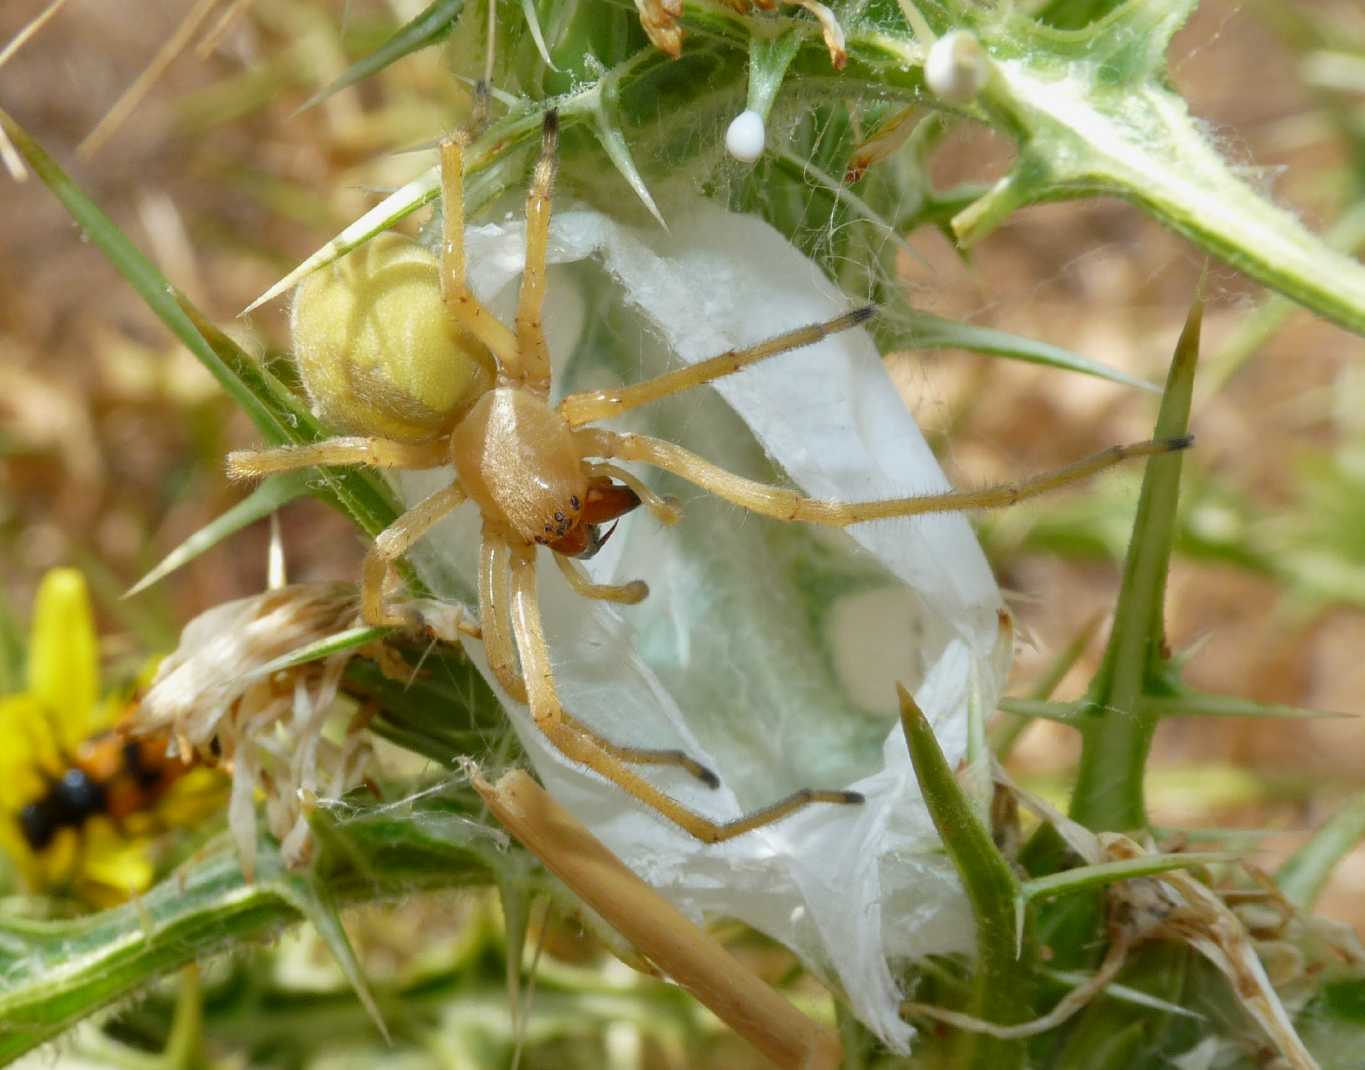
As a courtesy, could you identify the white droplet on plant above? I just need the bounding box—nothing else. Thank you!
[924,30,990,105]
[725,109,766,164]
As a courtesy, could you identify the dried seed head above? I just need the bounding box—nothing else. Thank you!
[135,583,372,879]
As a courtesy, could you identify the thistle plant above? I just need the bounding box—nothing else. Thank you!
[2,1,1365,1068]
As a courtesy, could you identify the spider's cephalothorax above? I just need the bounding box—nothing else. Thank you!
[229,111,1190,843]
[448,386,588,546]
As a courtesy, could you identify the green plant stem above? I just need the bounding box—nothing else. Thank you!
[1277,791,1365,909]
[1069,296,1200,832]
[0,811,506,1065]
[898,685,1030,1069]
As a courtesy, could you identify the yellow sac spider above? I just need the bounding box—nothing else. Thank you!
[0,569,225,905]
[229,111,1189,844]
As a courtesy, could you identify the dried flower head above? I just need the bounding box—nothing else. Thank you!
[135,582,371,879]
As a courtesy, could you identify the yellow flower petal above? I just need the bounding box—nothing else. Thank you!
[26,568,99,746]
[79,819,155,903]
[0,694,59,807]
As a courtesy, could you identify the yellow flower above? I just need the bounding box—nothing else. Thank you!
[0,568,225,906]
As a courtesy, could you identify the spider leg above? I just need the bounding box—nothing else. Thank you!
[226,436,448,479]
[361,483,469,628]
[480,527,529,702]
[575,428,1193,526]
[485,530,711,784]
[515,111,558,395]
[557,307,874,428]
[438,134,520,371]
[507,543,860,840]
[553,552,647,605]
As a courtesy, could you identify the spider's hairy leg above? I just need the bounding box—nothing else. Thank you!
[508,545,861,839]
[226,436,449,480]
[554,553,648,605]
[560,707,720,788]
[480,528,528,702]
[484,532,713,784]
[557,306,875,428]
[575,429,1194,526]
[362,483,470,628]
[438,134,520,370]
[516,110,558,395]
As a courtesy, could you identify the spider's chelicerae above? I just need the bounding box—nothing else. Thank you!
[230,111,1188,843]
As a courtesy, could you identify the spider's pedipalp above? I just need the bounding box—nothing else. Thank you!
[583,463,681,526]
[553,553,648,605]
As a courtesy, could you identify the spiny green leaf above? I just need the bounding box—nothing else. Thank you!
[1021,851,1231,902]
[657,3,1365,338]
[253,625,390,677]
[280,870,387,1040]
[1070,292,1201,832]
[0,805,506,1064]
[992,613,1103,757]
[591,81,666,228]
[898,684,1029,1069]
[956,13,1365,336]
[746,28,802,118]
[997,698,1084,725]
[877,310,1158,391]
[1277,792,1365,910]
[128,473,312,597]
[1139,690,1349,721]
[295,0,467,114]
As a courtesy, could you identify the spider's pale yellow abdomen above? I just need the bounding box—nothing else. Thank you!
[291,234,493,443]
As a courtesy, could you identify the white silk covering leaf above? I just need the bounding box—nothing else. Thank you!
[400,199,1008,1050]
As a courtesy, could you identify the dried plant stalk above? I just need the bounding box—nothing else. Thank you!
[473,768,843,1070]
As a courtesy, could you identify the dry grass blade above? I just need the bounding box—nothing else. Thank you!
[77,0,223,159]
[0,0,74,179]
[0,0,71,67]
[472,768,843,1070]
[195,0,255,58]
